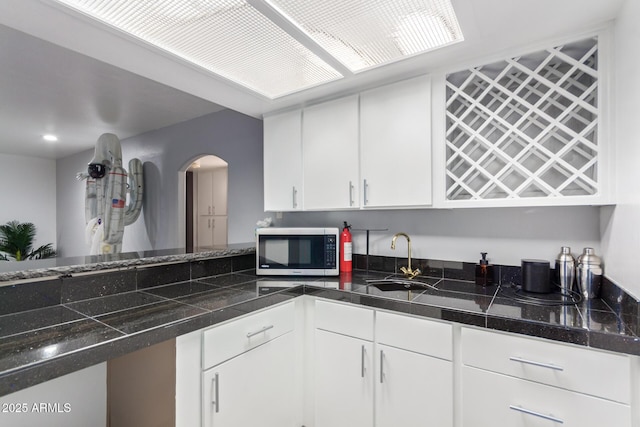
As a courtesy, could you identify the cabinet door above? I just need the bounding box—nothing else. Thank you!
[376,344,453,427]
[211,216,227,246]
[264,109,303,211]
[211,168,228,216]
[197,170,214,215]
[203,333,296,427]
[360,75,432,207]
[315,329,373,427]
[303,95,360,210]
[197,216,214,248]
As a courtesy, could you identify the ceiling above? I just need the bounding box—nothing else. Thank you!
[0,0,626,160]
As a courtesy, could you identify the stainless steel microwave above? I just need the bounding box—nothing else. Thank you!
[256,227,339,276]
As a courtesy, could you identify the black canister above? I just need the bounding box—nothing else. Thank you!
[521,259,551,293]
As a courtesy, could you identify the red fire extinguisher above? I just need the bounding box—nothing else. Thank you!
[340,221,352,272]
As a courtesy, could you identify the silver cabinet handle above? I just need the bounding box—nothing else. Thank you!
[292,186,298,208]
[208,218,211,228]
[509,356,564,371]
[349,181,354,206]
[208,205,212,215]
[211,373,220,413]
[379,350,385,384]
[361,345,366,378]
[509,405,563,424]
[363,179,369,206]
[246,325,274,338]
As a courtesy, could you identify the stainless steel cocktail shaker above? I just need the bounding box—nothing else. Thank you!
[554,246,575,294]
[576,247,603,300]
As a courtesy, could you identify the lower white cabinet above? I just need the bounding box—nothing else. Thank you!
[313,299,454,427]
[376,343,452,427]
[202,333,296,427]
[462,366,631,427]
[461,327,633,427]
[315,329,374,427]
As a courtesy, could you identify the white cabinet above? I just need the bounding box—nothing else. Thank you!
[303,95,360,210]
[196,168,228,247]
[197,168,227,216]
[313,299,453,427]
[461,327,633,427]
[203,333,296,427]
[314,330,374,427]
[360,75,432,208]
[262,75,432,211]
[199,301,297,427]
[263,109,303,211]
[462,366,631,427]
[376,344,452,427]
[197,215,227,247]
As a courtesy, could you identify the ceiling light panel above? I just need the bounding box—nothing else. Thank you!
[265,0,464,72]
[53,0,343,98]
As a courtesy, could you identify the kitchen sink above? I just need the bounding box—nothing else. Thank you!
[365,277,438,292]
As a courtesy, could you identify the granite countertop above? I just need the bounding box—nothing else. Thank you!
[0,244,256,282]
[0,259,639,397]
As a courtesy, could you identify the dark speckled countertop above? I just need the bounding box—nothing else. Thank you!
[0,252,639,397]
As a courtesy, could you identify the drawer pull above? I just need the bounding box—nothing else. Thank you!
[246,325,274,339]
[379,350,385,384]
[509,405,564,424]
[509,356,564,371]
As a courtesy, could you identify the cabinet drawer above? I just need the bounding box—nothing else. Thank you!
[203,302,294,369]
[461,327,631,404]
[376,311,452,360]
[315,299,374,341]
[462,366,631,427]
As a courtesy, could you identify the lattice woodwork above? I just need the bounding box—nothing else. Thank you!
[445,38,599,201]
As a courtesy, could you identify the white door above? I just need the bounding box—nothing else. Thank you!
[263,109,303,211]
[376,344,453,427]
[314,329,374,427]
[360,75,432,208]
[303,95,360,210]
[211,168,228,216]
[202,333,296,427]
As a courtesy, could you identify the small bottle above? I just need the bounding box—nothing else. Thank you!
[475,252,494,286]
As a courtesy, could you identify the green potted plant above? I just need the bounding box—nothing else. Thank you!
[0,220,56,261]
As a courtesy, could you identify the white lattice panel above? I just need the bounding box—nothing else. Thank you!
[445,38,599,201]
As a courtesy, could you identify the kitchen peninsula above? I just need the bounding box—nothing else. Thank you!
[0,248,638,426]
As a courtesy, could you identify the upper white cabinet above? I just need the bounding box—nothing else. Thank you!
[263,76,432,211]
[303,95,360,210]
[263,109,303,211]
[197,168,227,216]
[437,35,612,207]
[360,75,432,208]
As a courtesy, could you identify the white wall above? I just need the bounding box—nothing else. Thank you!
[600,0,640,298]
[281,206,600,267]
[0,153,56,252]
[56,109,264,257]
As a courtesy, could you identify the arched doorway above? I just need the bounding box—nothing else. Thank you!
[186,155,228,251]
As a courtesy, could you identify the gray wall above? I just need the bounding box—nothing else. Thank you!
[56,109,264,257]
[279,206,601,267]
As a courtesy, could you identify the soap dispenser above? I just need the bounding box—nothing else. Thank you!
[475,252,494,286]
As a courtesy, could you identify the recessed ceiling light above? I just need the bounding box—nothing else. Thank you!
[43,134,58,142]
